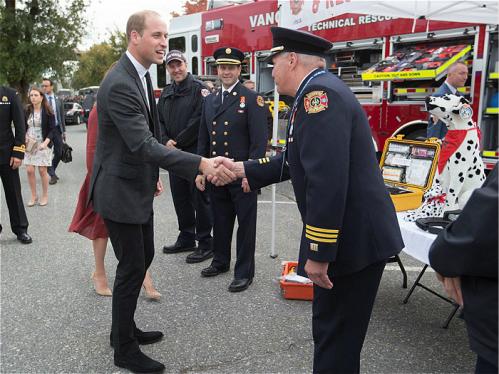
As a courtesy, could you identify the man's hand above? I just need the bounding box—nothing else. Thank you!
[207,157,246,185]
[166,139,177,149]
[195,175,206,191]
[38,142,47,151]
[9,157,22,170]
[241,177,251,193]
[304,259,333,289]
[443,276,463,306]
[154,178,164,197]
[199,157,236,186]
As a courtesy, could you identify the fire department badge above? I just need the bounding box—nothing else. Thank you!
[304,91,328,114]
[256,95,264,107]
[201,88,210,97]
[459,104,473,120]
[240,96,246,108]
[2,96,8,102]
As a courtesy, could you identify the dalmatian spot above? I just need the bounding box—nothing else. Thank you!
[455,152,462,159]
[475,144,478,149]
[458,172,464,177]
[475,169,481,175]
[473,157,477,163]
[461,157,466,162]
[449,188,454,193]
[454,160,459,164]
[468,174,474,178]
[467,146,471,151]
[468,140,474,144]
[459,177,464,183]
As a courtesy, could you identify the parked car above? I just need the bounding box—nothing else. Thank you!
[64,102,84,125]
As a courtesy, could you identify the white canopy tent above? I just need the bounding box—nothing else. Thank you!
[267,0,498,258]
[278,0,499,29]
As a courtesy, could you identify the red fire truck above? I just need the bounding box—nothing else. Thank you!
[152,0,498,169]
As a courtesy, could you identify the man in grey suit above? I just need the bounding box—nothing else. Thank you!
[89,10,235,373]
[41,78,65,184]
[427,61,468,139]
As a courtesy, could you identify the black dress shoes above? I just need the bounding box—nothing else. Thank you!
[17,232,32,244]
[201,264,230,277]
[162,241,196,254]
[114,350,165,373]
[110,329,163,347]
[186,248,214,264]
[228,278,253,292]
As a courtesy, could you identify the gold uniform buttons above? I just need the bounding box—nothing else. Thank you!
[224,142,228,146]
[225,152,229,156]
[212,151,217,156]
[212,131,216,135]
[212,141,216,145]
[224,121,229,125]
[224,131,228,136]
[212,121,216,125]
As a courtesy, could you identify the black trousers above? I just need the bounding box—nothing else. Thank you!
[169,172,212,247]
[48,129,62,177]
[209,183,257,279]
[0,164,28,235]
[312,260,386,374]
[104,215,155,357]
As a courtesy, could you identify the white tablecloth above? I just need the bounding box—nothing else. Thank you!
[397,213,438,265]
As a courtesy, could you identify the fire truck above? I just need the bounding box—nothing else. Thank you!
[152,0,498,169]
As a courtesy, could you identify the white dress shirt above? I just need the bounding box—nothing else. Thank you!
[126,50,151,107]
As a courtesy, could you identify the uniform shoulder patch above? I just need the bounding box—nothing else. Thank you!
[256,95,264,107]
[304,91,328,114]
[201,88,210,97]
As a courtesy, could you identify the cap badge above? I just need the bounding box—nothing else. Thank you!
[226,48,232,54]
[304,91,328,114]
[256,95,265,107]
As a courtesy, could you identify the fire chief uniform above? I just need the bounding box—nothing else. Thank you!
[243,28,403,373]
[0,86,30,240]
[198,82,267,284]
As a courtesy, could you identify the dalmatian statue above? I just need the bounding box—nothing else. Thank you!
[404,94,486,221]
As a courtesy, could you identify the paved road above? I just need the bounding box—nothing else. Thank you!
[1,124,475,373]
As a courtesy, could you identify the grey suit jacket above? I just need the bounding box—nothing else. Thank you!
[89,53,201,224]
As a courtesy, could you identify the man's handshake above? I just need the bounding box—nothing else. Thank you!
[197,157,246,190]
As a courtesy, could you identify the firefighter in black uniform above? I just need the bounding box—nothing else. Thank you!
[0,86,32,244]
[212,28,404,372]
[158,50,214,263]
[197,47,268,292]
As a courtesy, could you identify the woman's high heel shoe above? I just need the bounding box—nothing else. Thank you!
[91,272,112,297]
[27,197,38,207]
[143,284,161,301]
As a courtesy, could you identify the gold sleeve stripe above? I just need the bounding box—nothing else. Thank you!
[306,224,339,234]
[305,229,338,239]
[258,157,270,164]
[305,234,337,243]
[13,146,25,152]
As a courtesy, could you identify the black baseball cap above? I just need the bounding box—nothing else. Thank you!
[165,50,186,64]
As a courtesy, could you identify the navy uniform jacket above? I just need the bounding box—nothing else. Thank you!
[198,82,267,162]
[0,86,26,164]
[430,166,498,366]
[158,73,208,150]
[245,69,403,277]
[427,82,460,139]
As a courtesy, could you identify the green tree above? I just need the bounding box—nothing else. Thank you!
[0,0,87,101]
[71,30,127,88]
[171,0,207,18]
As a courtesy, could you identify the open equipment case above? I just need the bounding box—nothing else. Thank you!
[380,135,441,211]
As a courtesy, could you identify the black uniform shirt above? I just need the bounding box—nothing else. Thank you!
[0,86,26,164]
[245,69,403,277]
[158,73,209,150]
[198,82,267,162]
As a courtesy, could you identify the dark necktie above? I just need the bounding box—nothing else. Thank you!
[222,90,229,104]
[144,72,156,132]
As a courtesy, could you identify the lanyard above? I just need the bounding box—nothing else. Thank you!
[288,69,326,138]
[279,68,326,180]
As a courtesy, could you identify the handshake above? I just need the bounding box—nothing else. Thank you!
[197,157,246,191]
